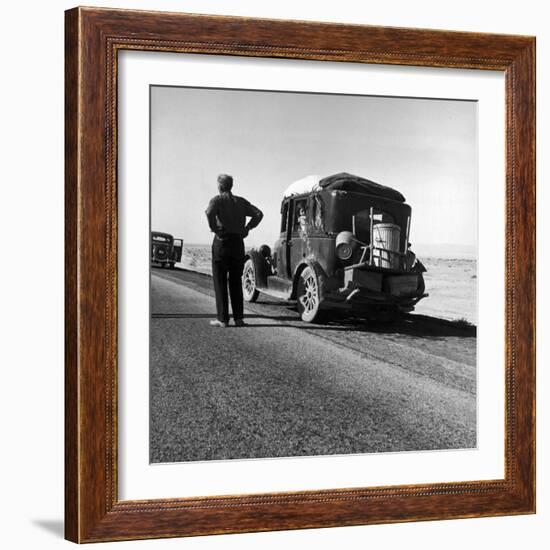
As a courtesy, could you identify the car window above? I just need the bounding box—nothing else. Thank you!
[152,235,171,243]
[281,201,289,233]
[354,209,396,243]
[293,199,308,234]
[372,210,395,224]
[311,195,324,231]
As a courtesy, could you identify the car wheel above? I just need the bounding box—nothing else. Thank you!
[242,258,259,302]
[297,266,324,323]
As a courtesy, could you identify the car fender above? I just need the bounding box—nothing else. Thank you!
[291,260,327,302]
[412,259,427,273]
[244,248,270,289]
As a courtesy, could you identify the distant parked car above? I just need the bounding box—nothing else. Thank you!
[242,173,427,323]
[151,231,183,269]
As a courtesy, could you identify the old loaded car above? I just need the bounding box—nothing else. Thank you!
[150,231,183,269]
[242,173,427,323]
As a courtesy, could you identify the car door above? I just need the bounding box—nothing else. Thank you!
[275,199,292,279]
[289,197,309,273]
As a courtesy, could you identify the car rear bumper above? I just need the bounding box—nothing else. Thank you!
[324,270,427,312]
[326,288,427,309]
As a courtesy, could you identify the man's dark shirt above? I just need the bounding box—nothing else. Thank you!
[205,192,263,238]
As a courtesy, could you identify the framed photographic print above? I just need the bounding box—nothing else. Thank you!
[65,7,535,543]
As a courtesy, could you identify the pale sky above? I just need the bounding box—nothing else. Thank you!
[151,86,477,252]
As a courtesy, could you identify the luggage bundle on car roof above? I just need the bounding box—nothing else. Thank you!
[283,172,406,203]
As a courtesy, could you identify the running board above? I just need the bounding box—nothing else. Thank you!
[263,275,293,299]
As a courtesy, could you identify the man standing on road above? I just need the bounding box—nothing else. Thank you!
[205,174,263,327]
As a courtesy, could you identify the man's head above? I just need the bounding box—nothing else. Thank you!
[217,174,233,193]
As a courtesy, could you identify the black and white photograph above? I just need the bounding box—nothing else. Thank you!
[3,0,543,547]
[149,85,478,464]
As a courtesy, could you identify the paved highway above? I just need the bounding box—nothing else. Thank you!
[150,267,476,463]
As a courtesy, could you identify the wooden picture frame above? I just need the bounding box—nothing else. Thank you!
[65,6,535,543]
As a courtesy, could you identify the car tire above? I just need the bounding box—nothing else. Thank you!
[297,266,324,323]
[242,258,259,302]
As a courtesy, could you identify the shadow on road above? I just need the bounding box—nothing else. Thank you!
[254,299,293,307]
[238,317,475,338]
[152,311,475,338]
[328,314,477,338]
[152,313,300,321]
[153,313,218,318]
[152,267,475,338]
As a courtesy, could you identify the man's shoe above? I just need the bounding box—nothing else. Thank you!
[234,319,246,327]
[210,320,228,328]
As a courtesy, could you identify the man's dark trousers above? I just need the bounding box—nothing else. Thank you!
[211,234,245,323]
